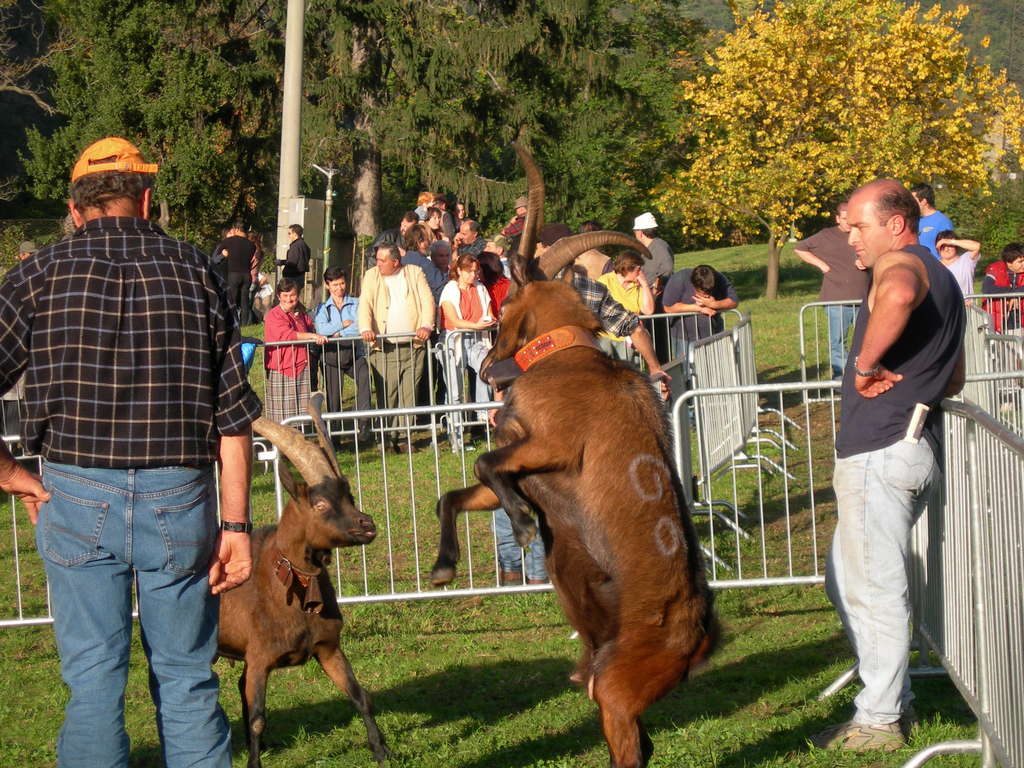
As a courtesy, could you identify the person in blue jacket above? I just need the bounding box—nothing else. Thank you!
[314,266,372,440]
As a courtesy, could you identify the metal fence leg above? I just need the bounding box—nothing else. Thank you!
[900,739,982,768]
[816,662,858,701]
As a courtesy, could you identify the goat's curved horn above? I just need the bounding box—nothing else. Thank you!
[512,141,544,265]
[252,416,334,487]
[538,232,652,280]
[307,392,341,479]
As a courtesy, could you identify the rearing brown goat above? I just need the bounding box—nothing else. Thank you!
[430,144,717,768]
[218,395,389,767]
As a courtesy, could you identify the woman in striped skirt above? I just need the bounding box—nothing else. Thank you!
[263,279,327,424]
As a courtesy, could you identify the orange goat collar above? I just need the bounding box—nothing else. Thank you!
[514,325,600,371]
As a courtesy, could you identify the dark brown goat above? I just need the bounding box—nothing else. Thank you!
[430,144,717,768]
[218,395,390,767]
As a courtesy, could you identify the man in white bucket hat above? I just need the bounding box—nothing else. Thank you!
[632,211,674,296]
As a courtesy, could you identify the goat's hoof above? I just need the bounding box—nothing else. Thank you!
[430,564,456,587]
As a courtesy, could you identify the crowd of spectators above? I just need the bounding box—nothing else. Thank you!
[199,184,1024,444]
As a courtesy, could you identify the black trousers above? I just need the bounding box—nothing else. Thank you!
[226,272,252,326]
[322,343,372,418]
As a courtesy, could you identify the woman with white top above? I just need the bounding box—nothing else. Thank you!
[935,230,981,302]
[438,254,496,436]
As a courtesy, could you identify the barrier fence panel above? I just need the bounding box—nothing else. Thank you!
[640,309,743,370]
[673,379,841,585]
[965,291,1024,337]
[961,302,1024,437]
[798,300,862,402]
[904,398,1024,768]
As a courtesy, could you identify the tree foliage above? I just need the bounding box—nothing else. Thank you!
[657,0,1024,298]
[300,0,706,234]
[22,0,285,242]
[22,0,704,244]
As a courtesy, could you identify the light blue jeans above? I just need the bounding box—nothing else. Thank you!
[38,461,230,768]
[827,439,937,726]
[493,508,548,582]
[826,304,858,378]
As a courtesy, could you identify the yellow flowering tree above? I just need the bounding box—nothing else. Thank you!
[658,0,1024,299]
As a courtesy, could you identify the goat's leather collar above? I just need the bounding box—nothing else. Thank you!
[513,325,599,372]
[273,550,324,614]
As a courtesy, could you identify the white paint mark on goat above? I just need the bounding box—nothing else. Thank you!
[654,516,682,557]
[629,454,667,502]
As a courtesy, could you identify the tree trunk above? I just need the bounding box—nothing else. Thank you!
[765,231,781,300]
[351,142,381,240]
[349,23,382,247]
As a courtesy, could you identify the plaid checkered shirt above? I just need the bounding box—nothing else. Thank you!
[572,272,639,339]
[0,216,262,468]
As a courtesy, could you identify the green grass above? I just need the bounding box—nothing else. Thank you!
[0,242,982,767]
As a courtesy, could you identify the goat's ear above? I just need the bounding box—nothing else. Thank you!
[276,459,300,499]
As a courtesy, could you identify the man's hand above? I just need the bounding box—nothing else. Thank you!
[0,462,50,525]
[649,369,671,401]
[854,366,903,398]
[415,326,433,341]
[361,330,376,343]
[819,263,831,274]
[208,530,253,594]
[313,334,328,345]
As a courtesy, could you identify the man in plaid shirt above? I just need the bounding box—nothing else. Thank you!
[0,137,262,767]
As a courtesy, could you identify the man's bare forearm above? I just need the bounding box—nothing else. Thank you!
[630,323,662,373]
[218,430,253,524]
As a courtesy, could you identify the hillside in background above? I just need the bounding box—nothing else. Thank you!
[685,0,1024,83]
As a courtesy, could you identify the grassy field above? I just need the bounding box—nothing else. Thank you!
[0,242,982,767]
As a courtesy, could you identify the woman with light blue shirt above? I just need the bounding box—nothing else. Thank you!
[314,266,372,439]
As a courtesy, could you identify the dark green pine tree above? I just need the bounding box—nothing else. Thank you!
[304,0,706,238]
[23,0,286,244]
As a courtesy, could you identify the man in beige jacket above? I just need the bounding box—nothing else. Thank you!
[358,244,436,451]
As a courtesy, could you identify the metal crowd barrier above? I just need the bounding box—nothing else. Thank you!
[902,397,1024,768]
[434,328,495,452]
[966,290,1024,336]
[962,303,1024,437]
[262,330,498,446]
[673,379,838,584]
[639,309,743,369]
[798,299,862,402]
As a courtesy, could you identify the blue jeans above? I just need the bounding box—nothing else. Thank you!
[826,304,858,378]
[493,508,547,581]
[38,461,230,768]
[827,439,937,726]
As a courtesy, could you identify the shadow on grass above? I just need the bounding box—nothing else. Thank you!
[217,634,857,767]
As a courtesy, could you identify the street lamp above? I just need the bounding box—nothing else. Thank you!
[311,163,338,305]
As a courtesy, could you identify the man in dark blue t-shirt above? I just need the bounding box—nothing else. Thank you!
[812,179,964,754]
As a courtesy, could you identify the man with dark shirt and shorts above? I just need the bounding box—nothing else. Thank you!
[795,202,870,377]
[812,179,964,753]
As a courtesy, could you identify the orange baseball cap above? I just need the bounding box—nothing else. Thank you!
[71,137,159,183]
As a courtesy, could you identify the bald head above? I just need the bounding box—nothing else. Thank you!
[846,179,919,266]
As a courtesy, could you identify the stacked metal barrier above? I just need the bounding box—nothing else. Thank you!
[903,399,1024,768]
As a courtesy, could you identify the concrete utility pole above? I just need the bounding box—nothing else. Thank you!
[275,0,306,280]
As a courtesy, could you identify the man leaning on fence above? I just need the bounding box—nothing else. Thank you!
[794,201,870,378]
[0,137,262,768]
[812,179,965,753]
